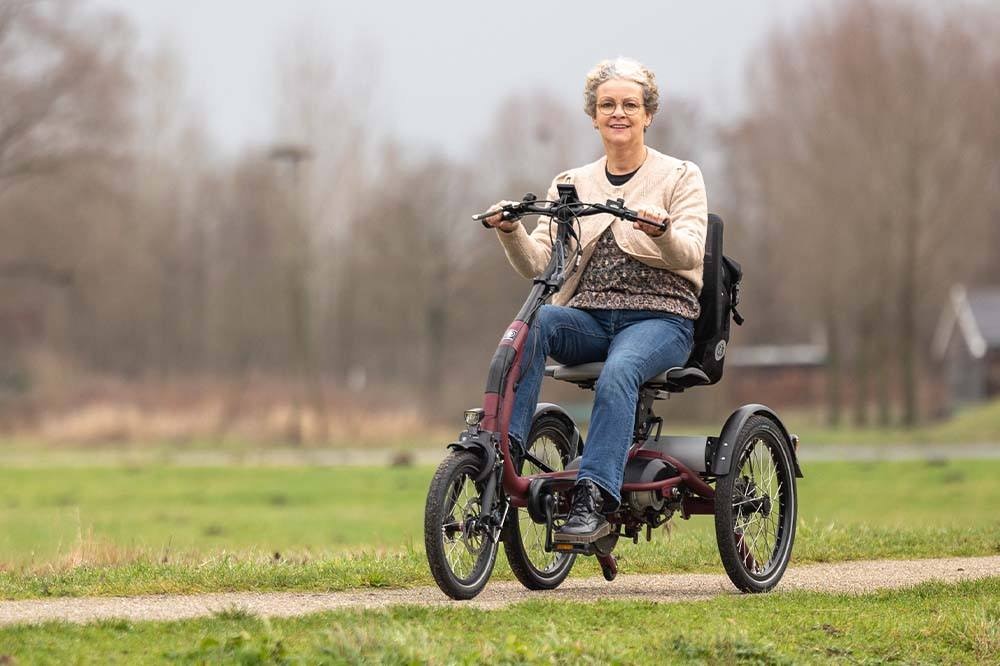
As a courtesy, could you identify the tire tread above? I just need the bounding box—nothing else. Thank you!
[424,450,498,600]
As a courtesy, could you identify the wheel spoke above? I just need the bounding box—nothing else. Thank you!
[445,535,467,576]
[441,464,491,580]
[730,437,786,576]
[753,514,768,566]
[713,419,798,593]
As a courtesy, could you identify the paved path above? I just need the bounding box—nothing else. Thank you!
[1,555,997,626]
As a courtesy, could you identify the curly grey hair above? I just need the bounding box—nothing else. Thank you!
[583,57,660,118]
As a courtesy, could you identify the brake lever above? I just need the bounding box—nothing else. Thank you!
[604,198,667,231]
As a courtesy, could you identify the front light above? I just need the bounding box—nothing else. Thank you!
[464,408,485,427]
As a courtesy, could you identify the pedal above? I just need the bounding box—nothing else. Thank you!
[543,512,597,555]
[551,520,612,544]
[549,533,619,558]
[551,541,595,555]
[542,494,614,556]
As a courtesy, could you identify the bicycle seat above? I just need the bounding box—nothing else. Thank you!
[544,363,711,391]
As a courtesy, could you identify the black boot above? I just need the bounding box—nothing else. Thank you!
[554,480,612,544]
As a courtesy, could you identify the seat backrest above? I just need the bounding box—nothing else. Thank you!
[684,214,742,385]
[694,214,724,345]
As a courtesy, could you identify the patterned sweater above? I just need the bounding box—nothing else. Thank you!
[496,148,708,307]
[568,227,701,318]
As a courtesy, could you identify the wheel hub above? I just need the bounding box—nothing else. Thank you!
[734,476,771,517]
[459,497,487,554]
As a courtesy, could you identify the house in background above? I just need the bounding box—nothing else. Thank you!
[933,284,1000,411]
[725,343,827,409]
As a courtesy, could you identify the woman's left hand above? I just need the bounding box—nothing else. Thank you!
[633,205,669,238]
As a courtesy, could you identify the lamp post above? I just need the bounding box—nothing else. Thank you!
[268,143,327,444]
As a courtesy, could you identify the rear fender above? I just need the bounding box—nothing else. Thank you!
[710,404,804,478]
[533,402,582,457]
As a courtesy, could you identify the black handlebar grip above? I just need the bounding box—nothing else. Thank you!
[635,216,668,231]
[477,208,519,228]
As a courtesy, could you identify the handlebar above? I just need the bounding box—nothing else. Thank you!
[472,194,668,232]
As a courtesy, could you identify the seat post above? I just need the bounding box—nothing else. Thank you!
[631,388,658,447]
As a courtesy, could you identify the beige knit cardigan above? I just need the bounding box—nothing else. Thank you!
[496,147,708,306]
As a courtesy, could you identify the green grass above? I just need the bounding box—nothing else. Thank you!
[784,397,1000,446]
[0,466,431,561]
[650,397,1000,447]
[1,577,997,664]
[0,459,997,599]
[5,397,1000,459]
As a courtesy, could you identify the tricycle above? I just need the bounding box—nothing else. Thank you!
[424,184,803,600]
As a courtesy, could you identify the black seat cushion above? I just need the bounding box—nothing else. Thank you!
[544,363,710,390]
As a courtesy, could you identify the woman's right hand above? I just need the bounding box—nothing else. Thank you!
[483,200,521,233]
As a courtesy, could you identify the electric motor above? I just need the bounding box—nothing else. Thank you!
[621,458,677,514]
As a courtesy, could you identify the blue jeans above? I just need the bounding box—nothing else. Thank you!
[509,305,695,507]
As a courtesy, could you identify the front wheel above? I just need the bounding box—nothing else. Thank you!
[424,450,500,599]
[714,414,798,593]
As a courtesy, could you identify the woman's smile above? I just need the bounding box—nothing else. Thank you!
[594,79,650,150]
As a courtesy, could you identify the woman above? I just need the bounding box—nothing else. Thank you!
[484,57,707,544]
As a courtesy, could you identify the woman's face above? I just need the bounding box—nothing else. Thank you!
[593,79,651,149]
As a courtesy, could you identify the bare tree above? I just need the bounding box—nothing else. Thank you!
[0,0,132,193]
[0,0,134,396]
[264,27,382,439]
[127,41,217,378]
[644,97,709,166]
[722,0,1000,426]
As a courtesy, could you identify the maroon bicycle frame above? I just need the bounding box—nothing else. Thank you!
[476,187,715,520]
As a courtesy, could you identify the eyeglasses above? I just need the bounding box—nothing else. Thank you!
[596,99,644,116]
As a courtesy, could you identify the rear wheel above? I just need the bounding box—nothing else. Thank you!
[424,451,499,600]
[714,414,797,593]
[501,414,577,590]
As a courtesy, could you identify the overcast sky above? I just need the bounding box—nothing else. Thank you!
[95,1,838,158]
